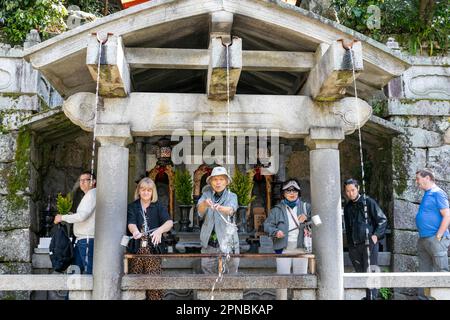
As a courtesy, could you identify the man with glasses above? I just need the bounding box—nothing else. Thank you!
[343,178,387,300]
[54,171,96,274]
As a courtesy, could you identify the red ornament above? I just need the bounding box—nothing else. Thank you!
[156,166,166,180]
[121,0,150,9]
[254,167,262,181]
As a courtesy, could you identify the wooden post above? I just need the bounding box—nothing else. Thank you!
[124,257,128,275]
[308,257,316,274]
[218,255,223,274]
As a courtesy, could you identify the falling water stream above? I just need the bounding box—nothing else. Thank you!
[210,41,239,300]
[349,47,373,299]
[90,33,107,187]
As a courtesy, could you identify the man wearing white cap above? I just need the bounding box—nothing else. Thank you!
[197,166,240,274]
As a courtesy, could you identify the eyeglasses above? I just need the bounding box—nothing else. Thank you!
[80,178,92,183]
[284,189,298,194]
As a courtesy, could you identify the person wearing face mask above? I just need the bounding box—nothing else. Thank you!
[197,166,239,274]
[127,177,173,300]
[264,178,311,300]
[343,178,387,300]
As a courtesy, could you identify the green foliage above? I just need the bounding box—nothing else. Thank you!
[379,287,393,300]
[0,0,68,45]
[66,0,121,17]
[331,0,449,56]
[56,192,73,215]
[371,100,387,117]
[0,0,121,45]
[174,169,193,205]
[229,169,256,207]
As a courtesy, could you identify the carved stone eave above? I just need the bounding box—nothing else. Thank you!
[62,92,372,138]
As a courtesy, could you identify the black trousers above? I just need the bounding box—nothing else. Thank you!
[348,240,379,299]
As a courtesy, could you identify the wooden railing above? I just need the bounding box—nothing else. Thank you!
[123,253,316,274]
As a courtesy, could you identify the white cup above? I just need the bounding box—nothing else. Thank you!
[120,235,131,247]
[311,215,322,226]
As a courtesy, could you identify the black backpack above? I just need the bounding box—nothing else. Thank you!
[49,224,73,272]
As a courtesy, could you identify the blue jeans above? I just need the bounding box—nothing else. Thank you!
[73,238,94,274]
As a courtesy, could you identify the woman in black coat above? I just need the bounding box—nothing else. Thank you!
[127,177,173,300]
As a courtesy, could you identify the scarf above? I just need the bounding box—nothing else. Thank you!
[283,198,299,209]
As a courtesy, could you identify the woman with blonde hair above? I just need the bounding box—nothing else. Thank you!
[127,177,173,300]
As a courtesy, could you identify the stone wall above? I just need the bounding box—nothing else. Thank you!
[0,32,62,299]
[38,132,94,214]
[385,55,450,299]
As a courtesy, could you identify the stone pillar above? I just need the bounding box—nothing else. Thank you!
[134,137,146,181]
[92,124,132,300]
[305,127,344,300]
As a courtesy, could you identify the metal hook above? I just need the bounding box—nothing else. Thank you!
[92,32,113,44]
[219,35,240,47]
[219,36,232,46]
[337,39,359,50]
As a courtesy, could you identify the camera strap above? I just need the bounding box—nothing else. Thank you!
[140,205,149,234]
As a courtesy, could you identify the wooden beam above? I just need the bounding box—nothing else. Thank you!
[86,34,131,97]
[242,50,314,72]
[125,47,314,72]
[207,37,242,100]
[209,11,234,44]
[300,40,363,101]
[126,48,209,69]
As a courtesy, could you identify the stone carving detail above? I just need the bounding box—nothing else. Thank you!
[62,92,96,131]
[163,290,194,300]
[408,74,450,98]
[0,68,12,90]
[330,97,372,135]
[243,289,276,300]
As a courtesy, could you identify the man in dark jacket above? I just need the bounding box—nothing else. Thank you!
[343,178,387,300]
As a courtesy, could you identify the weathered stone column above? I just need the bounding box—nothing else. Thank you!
[92,124,132,300]
[305,127,344,300]
[134,137,146,181]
